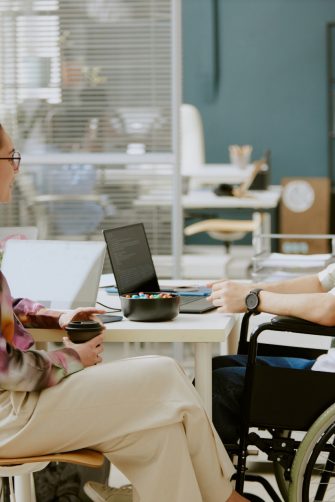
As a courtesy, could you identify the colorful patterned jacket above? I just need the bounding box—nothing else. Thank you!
[0,270,83,392]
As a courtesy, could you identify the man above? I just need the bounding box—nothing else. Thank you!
[208,264,335,443]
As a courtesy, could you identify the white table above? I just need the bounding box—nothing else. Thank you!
[134,185,280,209]
[182,163,255,185]
[182,186,281,210]
[30,278,237,417]
[134,186,281,237]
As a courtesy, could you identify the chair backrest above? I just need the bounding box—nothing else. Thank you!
[180,104,205,174]
[37,165,105,238]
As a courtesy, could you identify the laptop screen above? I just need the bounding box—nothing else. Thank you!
[1,239,106,309]
[103,224,160,294]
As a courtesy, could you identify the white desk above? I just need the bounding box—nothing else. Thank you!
[182,163,255,185]
[129,160,280,238]
[182,186,281,210]
[134,186,280,208]
[30,278,237,417]
[134,186,281,242]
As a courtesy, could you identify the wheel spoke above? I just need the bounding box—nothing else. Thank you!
[304,430,335,501]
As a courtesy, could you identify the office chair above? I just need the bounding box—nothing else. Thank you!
[180,103,205,177]
[184,217,261,255]
[18,165,113,240]
[0,449,104,502]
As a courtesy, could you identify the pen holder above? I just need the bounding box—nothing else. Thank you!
[229,145,253,169]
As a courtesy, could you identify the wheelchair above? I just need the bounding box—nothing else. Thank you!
[226,311,335,502]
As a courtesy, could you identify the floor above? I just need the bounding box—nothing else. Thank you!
[101,244,282,500]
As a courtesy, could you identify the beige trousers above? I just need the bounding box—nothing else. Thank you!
[1,356,235,502]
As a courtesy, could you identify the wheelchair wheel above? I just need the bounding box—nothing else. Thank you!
[289,403,335,501]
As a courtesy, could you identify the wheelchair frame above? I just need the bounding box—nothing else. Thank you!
[231,312,335,501]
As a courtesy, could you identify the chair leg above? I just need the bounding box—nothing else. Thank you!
[2,478,11,502]
[14,474,34,502]
[224,241,231,255]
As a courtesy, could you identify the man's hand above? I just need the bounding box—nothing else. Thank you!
[207,280,252,313]
[58,307,106,329]
[63,333,105,367]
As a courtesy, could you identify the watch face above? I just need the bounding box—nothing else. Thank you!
[246,292,259,311]
[282,180,315,213]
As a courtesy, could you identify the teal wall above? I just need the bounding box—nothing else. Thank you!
[182,0,335,184]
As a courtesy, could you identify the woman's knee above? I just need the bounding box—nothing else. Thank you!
[131,355,184,381]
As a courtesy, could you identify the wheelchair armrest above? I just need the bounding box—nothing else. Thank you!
[246,315,335,364]
[270,315,335,337]
[238,313,335,358]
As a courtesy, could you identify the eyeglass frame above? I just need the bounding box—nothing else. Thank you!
[0,151,21,172]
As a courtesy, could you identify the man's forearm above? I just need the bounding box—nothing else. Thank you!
[258,291,335,325]
[210,272,329,316]
[256,274,324,294]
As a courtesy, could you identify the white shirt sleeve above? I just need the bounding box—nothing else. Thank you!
[312,349,335,372]
[318,263,335,292]
[311,264,335,371]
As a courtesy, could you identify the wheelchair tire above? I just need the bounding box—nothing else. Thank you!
[289,402,335,501]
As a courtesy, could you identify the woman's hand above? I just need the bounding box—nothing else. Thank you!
[63,333,105,367]
[58,307,106,329]
[207,280,252,313]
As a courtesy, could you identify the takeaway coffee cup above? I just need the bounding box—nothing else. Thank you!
[66,320,103,344]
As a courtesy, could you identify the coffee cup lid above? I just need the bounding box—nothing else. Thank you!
[66,320,102,332]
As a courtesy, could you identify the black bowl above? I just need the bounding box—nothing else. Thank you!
[120,293,180,322]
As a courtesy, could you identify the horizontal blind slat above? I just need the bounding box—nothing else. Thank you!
[0,0,175,257]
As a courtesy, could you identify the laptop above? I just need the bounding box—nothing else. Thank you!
[1,239,106,309]
[103,223,216,313]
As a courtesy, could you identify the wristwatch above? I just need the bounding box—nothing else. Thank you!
[245,288,263,314]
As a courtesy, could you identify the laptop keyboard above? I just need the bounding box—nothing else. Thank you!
[179,296,201,305]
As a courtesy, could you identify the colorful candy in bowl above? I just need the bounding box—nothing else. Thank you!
[120,292,180,321]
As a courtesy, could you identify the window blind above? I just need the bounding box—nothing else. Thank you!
[0,0,181,276]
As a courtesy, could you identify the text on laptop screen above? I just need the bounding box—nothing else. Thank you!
[104,224,160,294]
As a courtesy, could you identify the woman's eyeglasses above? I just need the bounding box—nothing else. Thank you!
[0,151,21,172]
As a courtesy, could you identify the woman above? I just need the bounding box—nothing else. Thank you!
[0,124,248,502]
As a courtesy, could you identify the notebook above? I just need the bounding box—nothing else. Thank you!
[1,239,106,309]
[103,224,216,313]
